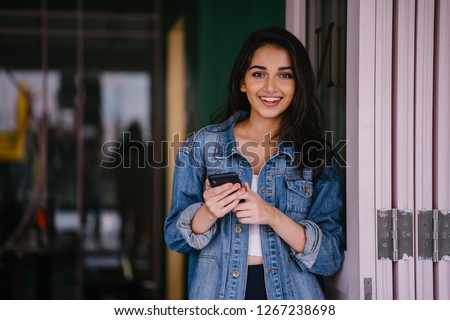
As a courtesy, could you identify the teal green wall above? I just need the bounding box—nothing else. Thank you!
[194,0,285,130]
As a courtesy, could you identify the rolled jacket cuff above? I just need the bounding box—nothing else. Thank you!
[292,220,322,269]
[176,202,217,250]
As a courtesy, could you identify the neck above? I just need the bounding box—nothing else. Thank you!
[234,120,279,147]
[244,114,280,141]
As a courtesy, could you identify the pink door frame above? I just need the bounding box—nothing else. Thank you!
[414,0,435,300]
[392,0,416,300]
[375,0,394,300]
[434,0,450,300]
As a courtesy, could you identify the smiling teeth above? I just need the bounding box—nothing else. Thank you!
[261,97,281,102]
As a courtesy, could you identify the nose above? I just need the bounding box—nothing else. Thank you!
[264,75,278,93]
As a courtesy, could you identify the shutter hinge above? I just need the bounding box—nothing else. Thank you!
[377,209,413,261]
[418,209,450,262]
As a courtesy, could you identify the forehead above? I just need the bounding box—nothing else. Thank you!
[249,45,291,66]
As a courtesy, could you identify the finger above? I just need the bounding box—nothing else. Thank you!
[244,182,257,196]
[222,198,240,213]
[211,182,236,195]
[205,195,236,217]
[237,217,253,224]
[205,179,211,189]
[216,183,242,199]
[204,182,234,200]
[235,209,250,220]
[217,187,244,208]
[235,211,256,224]
[235,208,261,224]
[242,182,254,197]
[233,197,249,211]
[204,185,243,215]
[235,187,248,202]
[210,198,240,218]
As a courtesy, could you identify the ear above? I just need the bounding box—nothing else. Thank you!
[240,82,246,92]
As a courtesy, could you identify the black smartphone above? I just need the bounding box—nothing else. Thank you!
[208,172,241,187]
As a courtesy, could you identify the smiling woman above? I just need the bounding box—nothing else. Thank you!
[164,26,345,300]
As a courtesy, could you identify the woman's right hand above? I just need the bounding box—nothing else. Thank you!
[202,179,245,218]
[192,179,245,234]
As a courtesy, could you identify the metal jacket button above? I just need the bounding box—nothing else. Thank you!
[235,226,242,233]
[232,270,240,278]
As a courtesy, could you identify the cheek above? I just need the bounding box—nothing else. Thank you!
[282,85,295,99]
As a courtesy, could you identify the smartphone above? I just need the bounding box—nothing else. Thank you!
[208,172,241,187]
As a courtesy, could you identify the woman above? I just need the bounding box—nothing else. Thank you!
[164,26,344,300]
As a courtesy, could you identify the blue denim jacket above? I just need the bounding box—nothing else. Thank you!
[164,112,345,300]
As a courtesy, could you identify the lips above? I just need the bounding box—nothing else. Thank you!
[260,96,282,106]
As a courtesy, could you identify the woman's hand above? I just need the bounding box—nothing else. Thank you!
[203,179,245,218]
[191,179,245,234]
[234,182,279,225]
[234,182,306,253]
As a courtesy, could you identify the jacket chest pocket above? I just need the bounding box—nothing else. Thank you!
[284,175,313,221]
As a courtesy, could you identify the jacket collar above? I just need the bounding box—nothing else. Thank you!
[215,111,296,161]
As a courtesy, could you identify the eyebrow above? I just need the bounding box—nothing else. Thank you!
[249,65,293,71]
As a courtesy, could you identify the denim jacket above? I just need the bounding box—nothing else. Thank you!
[164,112,345,300]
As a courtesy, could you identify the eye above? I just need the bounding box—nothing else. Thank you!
[278,73,293,79]
[252,72,266,78]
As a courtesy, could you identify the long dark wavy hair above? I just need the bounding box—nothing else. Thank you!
[215,26,328,181]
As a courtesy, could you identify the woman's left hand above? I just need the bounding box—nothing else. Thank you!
[234,182,280,226]
[235,182,307,253]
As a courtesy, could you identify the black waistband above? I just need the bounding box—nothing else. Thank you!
[245,264,267,300]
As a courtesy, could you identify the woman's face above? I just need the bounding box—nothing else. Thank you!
[240,45,295,123]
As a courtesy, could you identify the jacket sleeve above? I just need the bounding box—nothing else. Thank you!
[164,140,219,254]
[292,162,345,275]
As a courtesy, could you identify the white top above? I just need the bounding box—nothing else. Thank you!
[248,175,263,257]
